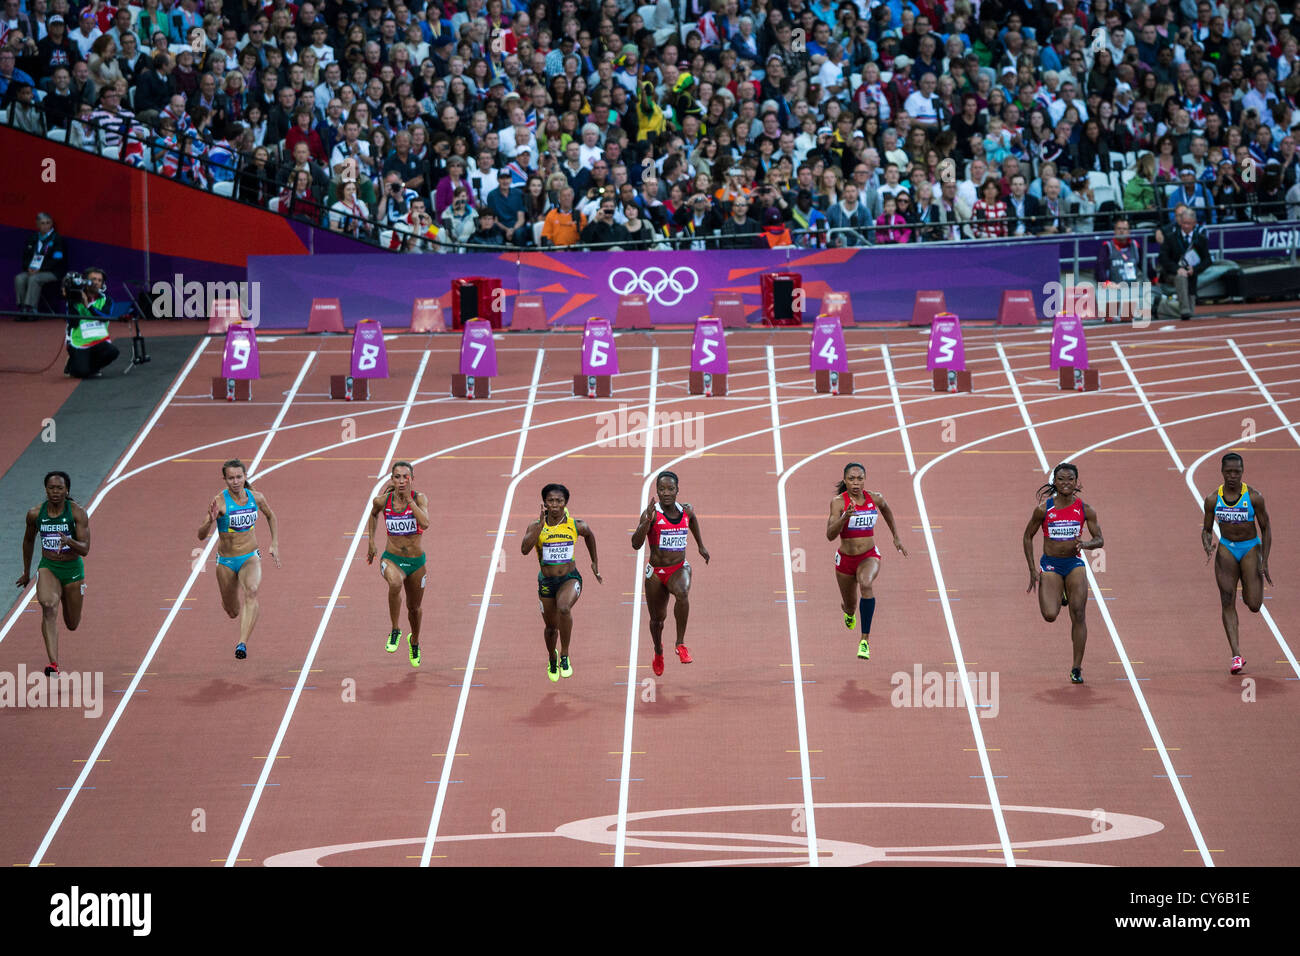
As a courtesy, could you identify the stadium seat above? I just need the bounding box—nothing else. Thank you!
[532,221,544,245]
[213,180,235,197]
[268,196,282,212]
[1087,171,1111,191]
[46,127,66,142]
[102,146,121,160]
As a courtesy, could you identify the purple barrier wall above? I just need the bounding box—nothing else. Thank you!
[247,243,1062,329]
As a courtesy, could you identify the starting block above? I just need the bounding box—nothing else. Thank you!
[331,319,388,400]
[1050,313,1098,390]
[927,312,973,392]
[688,317,728,396]
[211,323,258,401]
[452,320,496,398]
[574,317,618,397]
[810,314,853,394]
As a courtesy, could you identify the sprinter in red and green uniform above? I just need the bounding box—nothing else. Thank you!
[367,461,429,668]
[198,458,281,661]
[17,471,91,676]
[520,483,602,682]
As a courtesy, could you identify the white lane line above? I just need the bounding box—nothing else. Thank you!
[29,352,316,867]
[225,351,431,867]
[1112,343,1185,471]
[996,342,1050,468]
[881,344,917,474]
[767,346,784,474]
[510,351,546,476]
[999,354,1216,868]
[641,349,660,478]
[1229,338,1300,445]
[0,337,208,644]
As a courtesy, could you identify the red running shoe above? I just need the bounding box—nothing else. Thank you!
[676,644,693,664]
[1230,655,1246,674]
[652,653,664,676]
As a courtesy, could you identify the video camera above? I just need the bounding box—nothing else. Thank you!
[62,271,93,294]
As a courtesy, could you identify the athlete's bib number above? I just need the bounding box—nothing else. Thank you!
[1215,507,1250,523]
[41,533,66,552]
[227,509,257,531]
[386,515,417,535]
[1047,521,1081,540]
[847,511,877,530]
[657,529,688,551]
[541,541,575,563]
[79,320,108,340]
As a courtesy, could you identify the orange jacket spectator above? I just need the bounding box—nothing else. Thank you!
[541,198,586,247]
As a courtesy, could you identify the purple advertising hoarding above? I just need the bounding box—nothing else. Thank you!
[246,244,1061,330]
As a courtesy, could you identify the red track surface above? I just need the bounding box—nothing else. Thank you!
[1,316,1297,867]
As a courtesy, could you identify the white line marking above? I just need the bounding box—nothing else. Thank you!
[996,343,1050,469]
[1229,338,1300,445]
[1112,343,1185,470]
[511,351,545,476]
[766,346,784,474]
[29,353,315,867]
[641,348,659,478]
[881,344,917,474]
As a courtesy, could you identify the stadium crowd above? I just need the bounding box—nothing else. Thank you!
[4,0,1300,251]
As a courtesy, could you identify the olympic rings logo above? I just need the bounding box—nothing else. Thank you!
[607,266,699,307]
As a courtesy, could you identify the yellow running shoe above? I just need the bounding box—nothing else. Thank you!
[559,654,573,678]
[547,656,560,682]
[844,612,857,630]
[386,628,401,653]
[408,634,421,668]
[857,638,870,660]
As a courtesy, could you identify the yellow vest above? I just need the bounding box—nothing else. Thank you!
[538,509,578,566]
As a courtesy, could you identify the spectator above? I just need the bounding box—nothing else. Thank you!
[541,185,585,248]
[5,81,44,133]
[1155,204,1210,321]
[580,195,623,247]
[1123,153,1159,223]
[972,178,1009,238]
[826,181,873,246]
[1166,164,1216,223]
[133,52,173,125]
[285,106,328,166]
[329,179,373,238]
[717,194,759,248]
[471,207,511,247]
[438,186,479,252]
[236,146,278,207]
[874,193,910,244]
[35,15,81,78]
[15,212,67,317]
[1095,216,1143,287]
[1006,173,1044,236]
[280,167,323,225]
[1038,176,1067,235]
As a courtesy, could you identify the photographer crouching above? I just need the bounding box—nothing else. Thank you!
[63,267,120,378]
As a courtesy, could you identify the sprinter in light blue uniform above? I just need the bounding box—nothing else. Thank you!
[1201,452,1272,675]
[198,458,280,660]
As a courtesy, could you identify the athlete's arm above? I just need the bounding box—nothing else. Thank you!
[409,491,431,530]
[1024,506,1045,592]
[826,496,850,540]
[62,504,91,557]
[16,507,38,587]
[256,491,281,568]
[577,518,603,583]
[198,494,222,541]
[630,502,655,550]
[521,506,543,555]
[874,492,908,556]
[1201,494,1217,558]
[366,494,385,564]
[1253,489,1273,585]
[1079,504,1104,553]
[685,504,710,564]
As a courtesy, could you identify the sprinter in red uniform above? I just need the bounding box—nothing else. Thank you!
[631,471,709,676]
[826,462,907,661]
[1023,462,1105,684]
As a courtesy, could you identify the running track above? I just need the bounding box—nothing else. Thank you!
[1,317,1296,867]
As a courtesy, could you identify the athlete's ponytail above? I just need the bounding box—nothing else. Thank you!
[222,458,252,491]
[1036,462,1080,502]
[43,471,75,501]
[835,462,866,495]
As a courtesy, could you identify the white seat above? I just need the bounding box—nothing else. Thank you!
[1093,185,1116,207]
[213,180,234,197]
[379,228,394,249]
[1119,168,1137,187]
[102,145,121,160]
[0,110,8,126]
[1087,170,1111,191]
[47,127,67,142]
[532,221,544,245]
[34,89,46,102]
[268,196,282,213]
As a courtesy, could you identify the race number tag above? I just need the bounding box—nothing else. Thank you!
[541,541,575,563]
[226,510,257,532]
[29,254,45,271]
[1214,506,1250,523]
[41,533,65,551]
[79,320,109,340]
[1047,521,1082,540]
[386,514,418,535]
[847,510,877,530]
[657,529,688,551]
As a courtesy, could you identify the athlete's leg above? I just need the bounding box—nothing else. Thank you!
[835,566,858,617]
[1238,544,1264,615]
[1064,566,1089,670]
[36,568,62,665]
[1037,569,1064,622]
[402,566,426,649]
[554,577,582,657]
[379,558,405,631]
[60,578,84,631]
[666,565,692,646]
[1215,544,1244,656]
[644,573,670,655]
[215,563,242,620]
[855,557,881,636]
[236,555,263,644]
[540,595,560,664]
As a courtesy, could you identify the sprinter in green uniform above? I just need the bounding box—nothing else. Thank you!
[17,471,91,676]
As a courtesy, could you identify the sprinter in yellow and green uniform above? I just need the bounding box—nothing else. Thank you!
[520,483,602,682]
[17,471,91,676]
[198,459,281,661]
[367,461,429,668]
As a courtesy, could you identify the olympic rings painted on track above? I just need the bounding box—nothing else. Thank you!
[607,266,699,307]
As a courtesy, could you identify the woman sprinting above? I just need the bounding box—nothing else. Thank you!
[1023,462,1104,684]
[826,462,907,661]
[1201,452,1272,674]
[367,461,430,668]
[198,459,281,660]
[17,471,91,676]
[520,483,602,681]
[631,471,710,676]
